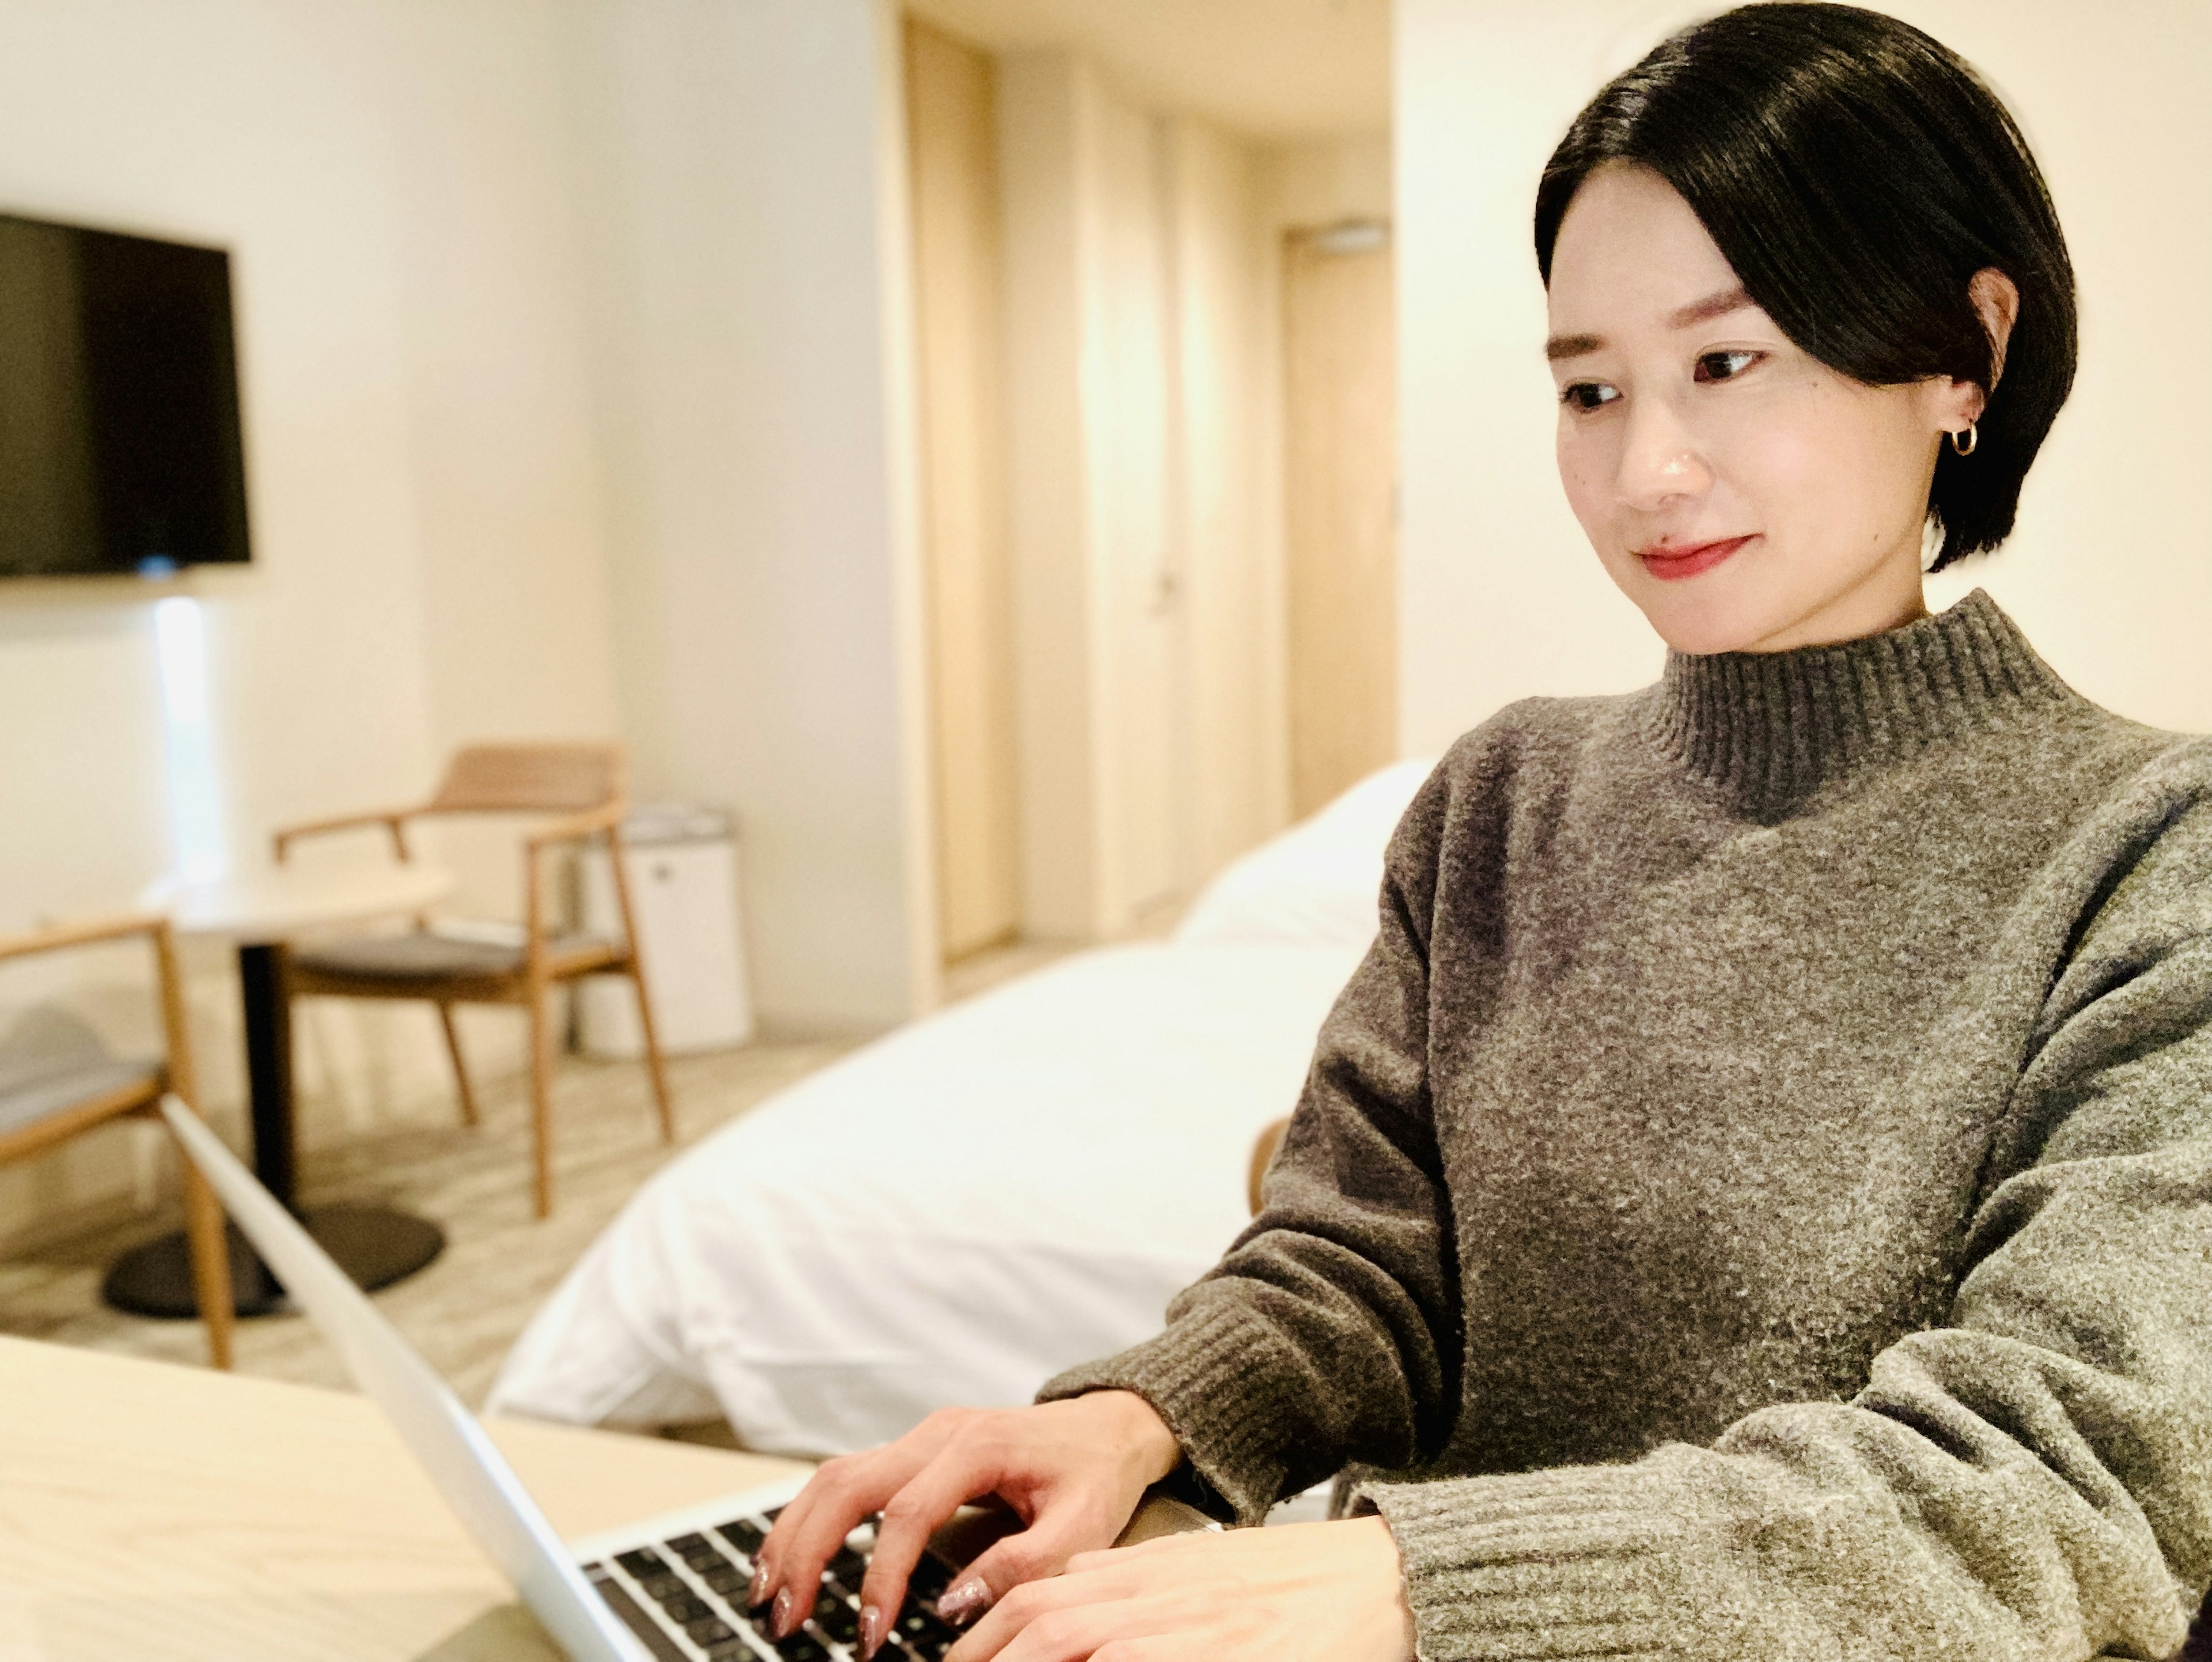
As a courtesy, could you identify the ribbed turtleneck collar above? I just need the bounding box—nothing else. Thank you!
[1646,589,2075,809]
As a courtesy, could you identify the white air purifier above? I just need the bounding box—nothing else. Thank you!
[577,807,753,1057]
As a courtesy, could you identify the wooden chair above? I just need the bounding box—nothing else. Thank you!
[1248,1116,1291,1215]
[272,742,673,1218]
[0,916,234,1368]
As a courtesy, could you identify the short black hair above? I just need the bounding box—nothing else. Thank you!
[1535,3,2076,572]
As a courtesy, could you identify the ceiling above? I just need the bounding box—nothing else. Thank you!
[903,0,1391,143]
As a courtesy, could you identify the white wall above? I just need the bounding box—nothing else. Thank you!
[0,0,601,1235]
[378,2,623,764]
[0,0,946,1249]
[0,3,445,926]
[1394,0,2212,748]
[562,0,937,1032]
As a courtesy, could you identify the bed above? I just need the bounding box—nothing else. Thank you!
[486,760,1433,1456]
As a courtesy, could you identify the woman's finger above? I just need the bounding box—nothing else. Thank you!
[856,1434,1020,1644]
[758,1424,958,1629]
[755,1453,881,1626]
[955,1587,1193,1662]
[941,1563,1153,1662]
[932,1500,1128,1633]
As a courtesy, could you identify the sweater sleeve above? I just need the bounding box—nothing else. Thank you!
[1038,744,1480,1522]
[1358,776,2212,1661]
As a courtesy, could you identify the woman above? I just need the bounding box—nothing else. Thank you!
[756,7,2212,1657]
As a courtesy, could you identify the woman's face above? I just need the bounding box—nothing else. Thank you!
[1546,163,1977,656]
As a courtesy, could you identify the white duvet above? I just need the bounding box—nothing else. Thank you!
[487,761,1432,1456]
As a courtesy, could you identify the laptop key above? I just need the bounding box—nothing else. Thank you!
[900,1607,957,1652]
[688,1617,738,1645]
[703,1566,748,1596]
[586,1569,691,1662]
[776,1634,829,1662]
[617,1548,669,1578]
[813,1595,861,1646]
[661,1594,712,1623]
[638,1573,687,1601]
[828,1546,867,1585]
[718,1517,769,1557]
[907,1557,951,1602]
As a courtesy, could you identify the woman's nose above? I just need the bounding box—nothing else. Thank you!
[1616,397,1711,510]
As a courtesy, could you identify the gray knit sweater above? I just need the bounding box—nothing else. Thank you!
[1042,592,2212,1659]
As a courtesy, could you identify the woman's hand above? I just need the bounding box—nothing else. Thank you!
[751,1391,1181,1656]
[942,1516,1415,1662]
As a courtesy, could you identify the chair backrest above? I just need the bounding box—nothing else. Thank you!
[427,744,626,816]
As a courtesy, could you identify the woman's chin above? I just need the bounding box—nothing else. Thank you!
[1624,580,1781,658]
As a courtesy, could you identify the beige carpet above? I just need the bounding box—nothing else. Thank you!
[0,1037,853,1406]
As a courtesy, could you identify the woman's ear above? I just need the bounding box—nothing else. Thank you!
[1967,267,2021,397]
[1940,268,2020,435]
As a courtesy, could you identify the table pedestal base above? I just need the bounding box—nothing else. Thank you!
[103,1206,446,1319]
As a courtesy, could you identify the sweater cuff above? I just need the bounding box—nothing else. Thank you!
[1037,1295,1301,1525]
[1355,1460,1698,1660]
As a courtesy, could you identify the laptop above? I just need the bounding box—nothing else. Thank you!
[160,1096,1211,1662]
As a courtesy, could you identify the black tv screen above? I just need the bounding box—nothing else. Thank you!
[0,212,250,577]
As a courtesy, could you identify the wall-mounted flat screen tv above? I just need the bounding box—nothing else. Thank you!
[0,211,250,577]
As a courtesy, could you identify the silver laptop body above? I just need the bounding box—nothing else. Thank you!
[161,1096,847,1662]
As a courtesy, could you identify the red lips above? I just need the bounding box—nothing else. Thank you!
[1635,534,1755,581]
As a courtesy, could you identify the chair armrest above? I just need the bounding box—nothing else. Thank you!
[272,807,422,865]
[0,914,163,963]
[518,804,629,970]
[0,915,199,1110]
[522,802,628,853]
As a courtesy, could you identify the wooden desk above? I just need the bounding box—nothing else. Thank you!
[0,1337,808,1661]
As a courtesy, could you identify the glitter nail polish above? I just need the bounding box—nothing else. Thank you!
[937,1577,993,1626]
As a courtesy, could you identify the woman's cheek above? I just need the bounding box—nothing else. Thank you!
[1556,423,1618,547]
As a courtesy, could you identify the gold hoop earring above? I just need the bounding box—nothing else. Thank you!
[1949,423,1979,457]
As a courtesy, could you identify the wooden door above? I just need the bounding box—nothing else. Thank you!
[1095,97,1183,923]
[906,19,1021,961]
[1283,226,1396,819]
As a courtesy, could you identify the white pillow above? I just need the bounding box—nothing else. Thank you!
[1173,759,1436,950]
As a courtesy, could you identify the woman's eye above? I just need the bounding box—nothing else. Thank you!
[1559,381,1619,412]
[1694,349,1760,383]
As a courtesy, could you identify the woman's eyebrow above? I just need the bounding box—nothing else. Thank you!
[1544,286,1758,363]
[1668,284,1755,328]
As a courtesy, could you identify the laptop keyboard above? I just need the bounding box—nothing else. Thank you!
[586,1506,963,1662]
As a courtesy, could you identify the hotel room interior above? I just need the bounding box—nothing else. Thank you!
[0,0,2204,1655]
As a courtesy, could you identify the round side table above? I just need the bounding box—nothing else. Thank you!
[105,864,456,1319]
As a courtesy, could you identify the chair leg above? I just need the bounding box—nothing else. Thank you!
[178,1153,234,1370]
[437,1004,480,1127]
[628,967,676,1145]
[525,986,555,1219]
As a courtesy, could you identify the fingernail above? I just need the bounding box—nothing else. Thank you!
[771,1587,796,1638]
[748,1562,768,1608]
[859,1604,884,1659]
[937,1577,993,1626]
